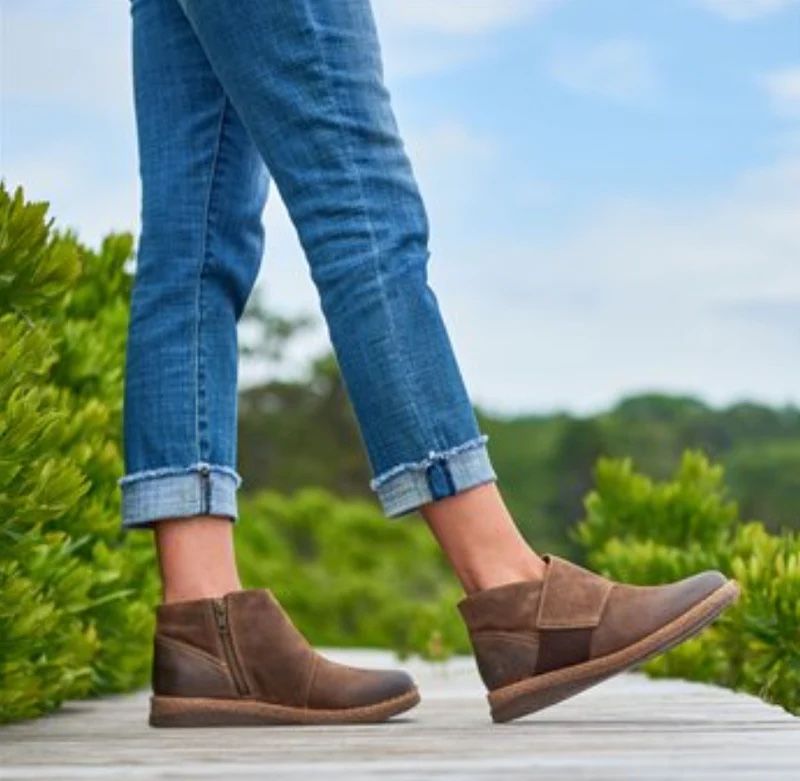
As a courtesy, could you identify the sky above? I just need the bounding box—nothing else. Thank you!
[2,0,799,415]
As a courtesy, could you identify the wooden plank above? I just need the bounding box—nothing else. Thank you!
[1,650,797,780]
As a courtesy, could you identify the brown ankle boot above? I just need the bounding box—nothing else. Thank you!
[459,555,739,723]
[149,589,419,726]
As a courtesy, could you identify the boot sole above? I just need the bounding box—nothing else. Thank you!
[150,687,420,727]
[488,578,740,723]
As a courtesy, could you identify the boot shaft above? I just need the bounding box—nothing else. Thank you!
[153,589,313,704]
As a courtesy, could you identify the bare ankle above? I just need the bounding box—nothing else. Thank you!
[465,552,545,594]
[162,580,242,605]
[421,483,546,595]
[154,515,242,606]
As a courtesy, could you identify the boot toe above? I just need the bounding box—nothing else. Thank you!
[342,667,416,707]
[367,668,417,702]
[591,568,730,657]
[307,657,417,710]
[656,569,728,619]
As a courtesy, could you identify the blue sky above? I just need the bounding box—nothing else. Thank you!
[3,0,799,413]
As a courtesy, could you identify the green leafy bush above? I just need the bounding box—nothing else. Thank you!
[236,488,469,659]
[0,184,158,723]
[0,183,465,723]
[576,451,800,715]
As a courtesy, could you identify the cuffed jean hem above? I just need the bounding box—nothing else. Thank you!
[370,435,497,518]
[119,463,241,529]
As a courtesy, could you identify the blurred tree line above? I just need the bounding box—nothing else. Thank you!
[237,302,800,557]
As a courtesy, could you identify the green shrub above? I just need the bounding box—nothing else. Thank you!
[236,488,469,659]
[576,451,800,715]
[0,184,158,723]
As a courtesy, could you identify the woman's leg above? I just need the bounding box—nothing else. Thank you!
[126,0,420,727]
[123,0,269,598]
[127,0,736,726]
[174,0,492,509]
[421,484,544,593]
[174,0,545,589]
[154,518,240,602]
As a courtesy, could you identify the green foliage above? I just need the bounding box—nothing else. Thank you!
[239,368,800,557]
[0,184,158,723]
[238,354,370,498]
[576,451,800,715]
[236,489,469,660]
[724,440,800,533]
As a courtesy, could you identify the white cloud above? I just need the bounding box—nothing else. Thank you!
[2,3,137,245]
[377,37,482,80]
[696,0,799,21]
[406,121,496,168]
[547,39,658,104]
[373,0,557,35]
[762,67,800,118]
[372,0,559,79]
[2,143,139,247]
[551,157,800,301]
[1,2,133,122]
[439,153,800,413]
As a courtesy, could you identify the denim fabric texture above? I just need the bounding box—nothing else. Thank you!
[122,0,496,527]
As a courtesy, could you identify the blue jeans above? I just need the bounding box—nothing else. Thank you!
[121,0,496,527]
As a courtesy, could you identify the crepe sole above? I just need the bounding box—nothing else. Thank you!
[489,579,740,723]
[150,687,420,727]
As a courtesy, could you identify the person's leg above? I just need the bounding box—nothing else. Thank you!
[173,0,738,726]
[125,0,537,603]
[122,0,269,603]
[125,0,419,727]
[174,0,544,590]
[154,518,240,603]
[421,484,544,593]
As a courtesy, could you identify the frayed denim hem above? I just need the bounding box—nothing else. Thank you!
[120,463,240,529]
[118,462,242,487]
[370,435,497,518]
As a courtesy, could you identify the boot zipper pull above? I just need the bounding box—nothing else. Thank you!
[213,598,228,633]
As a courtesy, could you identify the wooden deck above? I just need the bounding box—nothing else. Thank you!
[1,650,798,780]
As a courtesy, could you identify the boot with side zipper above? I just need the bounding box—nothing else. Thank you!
[149,589,420,726]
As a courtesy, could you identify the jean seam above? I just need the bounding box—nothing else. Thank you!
[195,94,229,465]
[298,0,439,452]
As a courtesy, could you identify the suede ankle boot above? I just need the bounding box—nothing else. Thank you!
[149,589,419,726]
[459,555,739,722]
